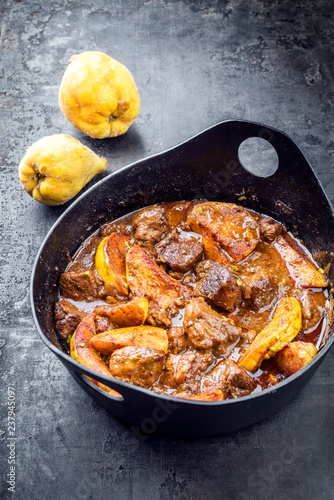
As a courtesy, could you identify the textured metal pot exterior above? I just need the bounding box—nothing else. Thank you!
[31,120,334,437]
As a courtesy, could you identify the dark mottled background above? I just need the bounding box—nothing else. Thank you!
[0,0,334,499]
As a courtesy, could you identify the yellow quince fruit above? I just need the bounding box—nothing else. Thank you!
[58,51,140,139]
[18,134,107,205]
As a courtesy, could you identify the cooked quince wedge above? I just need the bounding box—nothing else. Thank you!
[95,233,130,298]
[59,51,140,139]
[202,229,230,266]
[18,134,107,205]
[275,234,328,288]
[70,313,120,396]
[126,245,192,327]
[174,390,224,401]
[238,297,302,372]
[188,202,260,262]
[90,325,168,355]
[94,297,149,327]
[276,341,318,375]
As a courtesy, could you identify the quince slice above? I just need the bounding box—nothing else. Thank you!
[174,390,224,401]
[94,297,149,327]
[238,296,302,372]
[90,325,168,356]
[70,313,120,397]
[126,245,192,327]
[95,233,130,298]
[188,202,260,262]
[275,234,328,288]
[202,229,230,266]
[59,51,140,139]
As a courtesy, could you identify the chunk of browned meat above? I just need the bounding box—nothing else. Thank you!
[201,359,256,399]
[94,315,115,334]
[241,271,277,310]
[54,300,85,339]
[160,351,213,393]
[239,329,257,349]
[183,297,241,355]
[259,217,282,242]
[299,289,326,332]
[238,243,282,309]
[109,346,166,388]
[194,260,242,312]
[167,326,188,354]
[155,233,203,272]
[59,269,105,302]
[132,205,168,246]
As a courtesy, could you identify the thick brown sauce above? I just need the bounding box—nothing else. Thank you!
[58,201,329,396]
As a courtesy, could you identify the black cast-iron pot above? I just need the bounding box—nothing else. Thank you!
[31,120,334,437]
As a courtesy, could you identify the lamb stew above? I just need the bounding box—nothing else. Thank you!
[54,201,330,401]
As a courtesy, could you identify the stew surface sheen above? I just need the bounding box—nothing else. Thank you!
[54,201,329,402]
